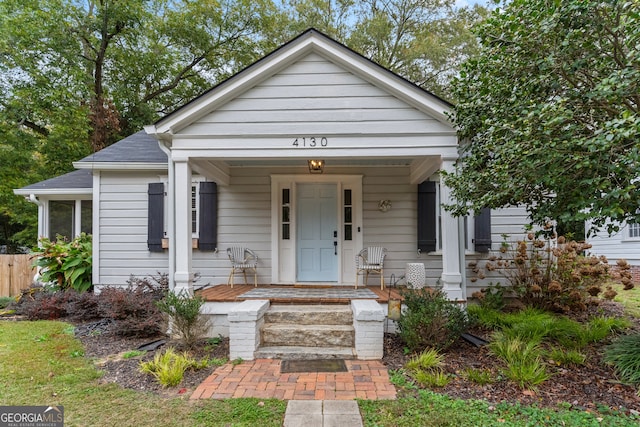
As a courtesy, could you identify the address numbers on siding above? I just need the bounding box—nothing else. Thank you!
[292,137,328,147]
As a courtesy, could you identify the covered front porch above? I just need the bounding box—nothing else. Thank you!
[143,30,466,304]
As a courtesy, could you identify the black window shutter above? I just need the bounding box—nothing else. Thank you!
[474,208,492,253]
[417,181,437,252]
[198,182,217,251]
[147,182,165,252]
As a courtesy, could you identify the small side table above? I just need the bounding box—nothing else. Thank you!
[405,263,426,289]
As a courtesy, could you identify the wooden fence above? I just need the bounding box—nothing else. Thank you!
[0,255,34,297]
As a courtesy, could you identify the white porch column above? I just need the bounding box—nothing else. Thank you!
[440,158,464,301]
[174,159,193,295]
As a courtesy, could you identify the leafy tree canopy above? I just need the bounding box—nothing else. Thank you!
[0,0,485,249]
[444,0,640,234]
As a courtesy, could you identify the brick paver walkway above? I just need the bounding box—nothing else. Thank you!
[190,359,397,400]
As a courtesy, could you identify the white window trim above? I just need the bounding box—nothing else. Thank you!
[45,197,92,240]
[626,222,640,241]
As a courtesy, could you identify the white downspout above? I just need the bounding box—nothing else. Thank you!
[158,140,175,292]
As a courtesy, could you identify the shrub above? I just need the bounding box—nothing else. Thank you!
[471,282,506,311]
[32,233,92,293]
[20,290,72,320]
[476,233,611,313]
[0,296,15,309]
[604,334,640,389]
[65,290,102,321]
[398,288,469,352]
[99,280,165,338]
[156,290,209,349]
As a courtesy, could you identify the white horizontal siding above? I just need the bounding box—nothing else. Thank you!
[98,172,169,286]
[464,206,538,296]
[588,223,640,266]
[180,52,451,138]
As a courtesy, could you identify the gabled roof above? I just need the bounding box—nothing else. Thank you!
[146,28,453,138]
[14,169,92,196]
[74,130,167,169]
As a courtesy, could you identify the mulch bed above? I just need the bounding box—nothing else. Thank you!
[383,300,640,414]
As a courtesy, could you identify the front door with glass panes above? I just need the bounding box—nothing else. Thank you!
[272,175,362,285]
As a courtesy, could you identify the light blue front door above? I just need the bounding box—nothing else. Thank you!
[296,183,338,282]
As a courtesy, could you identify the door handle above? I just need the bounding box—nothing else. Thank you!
[333,230,337,255]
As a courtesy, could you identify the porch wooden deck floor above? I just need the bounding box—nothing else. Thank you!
[197,285,404,304]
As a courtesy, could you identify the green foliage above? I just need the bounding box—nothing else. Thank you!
[547,347,586,367]
[0,296,16,309]
[444,0,640,232]
[604,334,640,389]
[360,389,639,427]
[404,348,450,389]
[412,368,451,388]
[32,233,92,293]
[472,282,506,311]
[156,290,208,349]
[462,368,495,385]
[489,333,550,389]
[397,288,469,352]
[405,348,445,372]
[503,357,550,390]
[139,347,209,388]
[122,350,146,359]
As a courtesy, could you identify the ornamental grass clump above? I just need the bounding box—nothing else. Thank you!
[604,334,640,392]
[404,348,451,388]
[139,347,211,387]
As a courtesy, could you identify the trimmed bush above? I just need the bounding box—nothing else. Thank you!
[397,288,469,352]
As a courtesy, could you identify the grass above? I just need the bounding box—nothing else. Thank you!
[359,389,638,427]
[0,321,286,427]
[611,282,640,318]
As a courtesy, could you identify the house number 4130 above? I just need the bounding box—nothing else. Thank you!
[292,137,328,147]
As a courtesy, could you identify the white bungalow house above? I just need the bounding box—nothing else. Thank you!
[16,30,530,359]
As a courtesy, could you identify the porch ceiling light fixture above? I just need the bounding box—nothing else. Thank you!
[308,159,324,174]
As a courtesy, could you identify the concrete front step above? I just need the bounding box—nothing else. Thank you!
[255,345,356,360]
[262,324,355,347]
[264,304,353,325]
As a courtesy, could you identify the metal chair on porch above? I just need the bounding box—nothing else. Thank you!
[355,247,387,290]
[226,247,258,288]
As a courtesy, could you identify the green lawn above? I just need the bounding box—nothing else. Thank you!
[0,320,637,426]
[611,282,640,318]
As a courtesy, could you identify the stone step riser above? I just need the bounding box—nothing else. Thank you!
[262,325,354,347]
[264,311,353,326]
